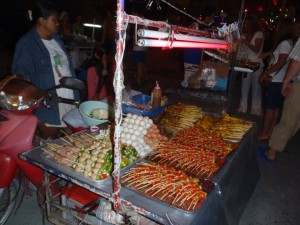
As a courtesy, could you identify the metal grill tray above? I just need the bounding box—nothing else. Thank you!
[120,159,215,214]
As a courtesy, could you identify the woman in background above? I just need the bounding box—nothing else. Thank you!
[237,15,264,116]
[87,45,109,100]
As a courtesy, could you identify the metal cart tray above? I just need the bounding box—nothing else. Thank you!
[120,159,214,213]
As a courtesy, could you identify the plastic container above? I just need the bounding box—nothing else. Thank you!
[78,101,110,127]
[122,94,169,118]
[152,81,162,109]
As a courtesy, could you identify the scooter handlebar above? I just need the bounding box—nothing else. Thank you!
[59,97,81,107]
[43,94,81,108]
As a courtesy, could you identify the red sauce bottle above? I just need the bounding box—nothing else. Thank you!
[152,81,162,109]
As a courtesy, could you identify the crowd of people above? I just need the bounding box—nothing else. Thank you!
[235,15,300,162]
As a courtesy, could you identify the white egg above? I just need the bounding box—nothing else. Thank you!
[122,127,128,133]
[124,117,129,123]
[132,114,137,119]
[137,115,143,120]
[126,139,132,145]
[128,124,133,129]
[128,128,134,134]
[125,133,131,140]
[138,126,144,132]
[140,151,146,157]
[134,130,140,136]
[140,120,146,127]
[127,113,133,118]
[135,119,140,125]
[145,123,151,129]
[131,134,137,141]
[129,118,135,124]
[142,130,147,135]
[148,119,153,125]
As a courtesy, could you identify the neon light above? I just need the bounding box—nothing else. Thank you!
[137,39,228,50]
[137,29,227,45]
[83,23,102,28]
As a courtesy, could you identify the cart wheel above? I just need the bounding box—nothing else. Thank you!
[0,179,24,225]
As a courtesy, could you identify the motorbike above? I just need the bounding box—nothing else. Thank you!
[0,75,86,225]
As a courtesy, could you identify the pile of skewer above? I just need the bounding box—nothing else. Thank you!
[121,162,207,211]
[42,130,113,180]
[195,113,252,141]
[158,103,202,137]
[148,140,221,179]
[212,114,252,141]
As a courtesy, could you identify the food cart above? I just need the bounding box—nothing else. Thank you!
[20,117,259,225]
[18,0,261,224]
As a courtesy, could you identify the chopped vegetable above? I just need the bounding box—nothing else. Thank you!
[89,108,109,120]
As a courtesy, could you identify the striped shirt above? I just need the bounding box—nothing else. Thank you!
[290,38,300,62]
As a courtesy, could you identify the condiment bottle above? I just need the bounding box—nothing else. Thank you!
[152,81,162,109]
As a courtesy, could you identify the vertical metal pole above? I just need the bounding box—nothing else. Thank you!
[227,0,244,113]
[238,0,245,30]
[112,0,125,212]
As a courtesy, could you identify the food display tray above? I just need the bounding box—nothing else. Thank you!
[21,141,111,190]
[120,159,215,214]
[147,153,225,181]
[40,151,111,184]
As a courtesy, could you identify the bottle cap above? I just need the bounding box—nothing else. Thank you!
[155,81,160,89]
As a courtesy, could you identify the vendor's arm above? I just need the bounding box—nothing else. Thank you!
[282,39,300,96]
[260,51,272,59]
[87,67,98,100]
[282,59,300,97]
[11,39,35,81]
[264,53,289,75]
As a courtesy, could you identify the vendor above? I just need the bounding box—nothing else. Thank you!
[11,0,79,139]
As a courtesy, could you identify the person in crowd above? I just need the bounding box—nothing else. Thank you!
[72,13,85,36]
[87,45,109,100]
[237,15,264,116]
[101,9,116,70]
[259,18,273,69]
[182,6,216,86]
[58,11,72,41]
[101,8,116,95]
[131,8,148,87]
[259,37,300,161]
[257,18,296,141]
[295,20,300,38]
[12,0,79,139]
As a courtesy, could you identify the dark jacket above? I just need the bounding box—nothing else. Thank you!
[12,28,78,125]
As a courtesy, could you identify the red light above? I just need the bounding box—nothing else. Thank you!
[138,39,229,50]
[244,8,248,13]
[258,6,263,12]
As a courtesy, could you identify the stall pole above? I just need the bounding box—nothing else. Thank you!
[112,0,125,212]
[226,0,245,112]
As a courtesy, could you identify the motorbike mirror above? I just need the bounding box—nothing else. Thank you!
[0,75,45,111]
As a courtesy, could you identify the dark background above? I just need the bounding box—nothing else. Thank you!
[0,0,299,78]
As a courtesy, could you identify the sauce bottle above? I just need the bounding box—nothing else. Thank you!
[152,81,162,109]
